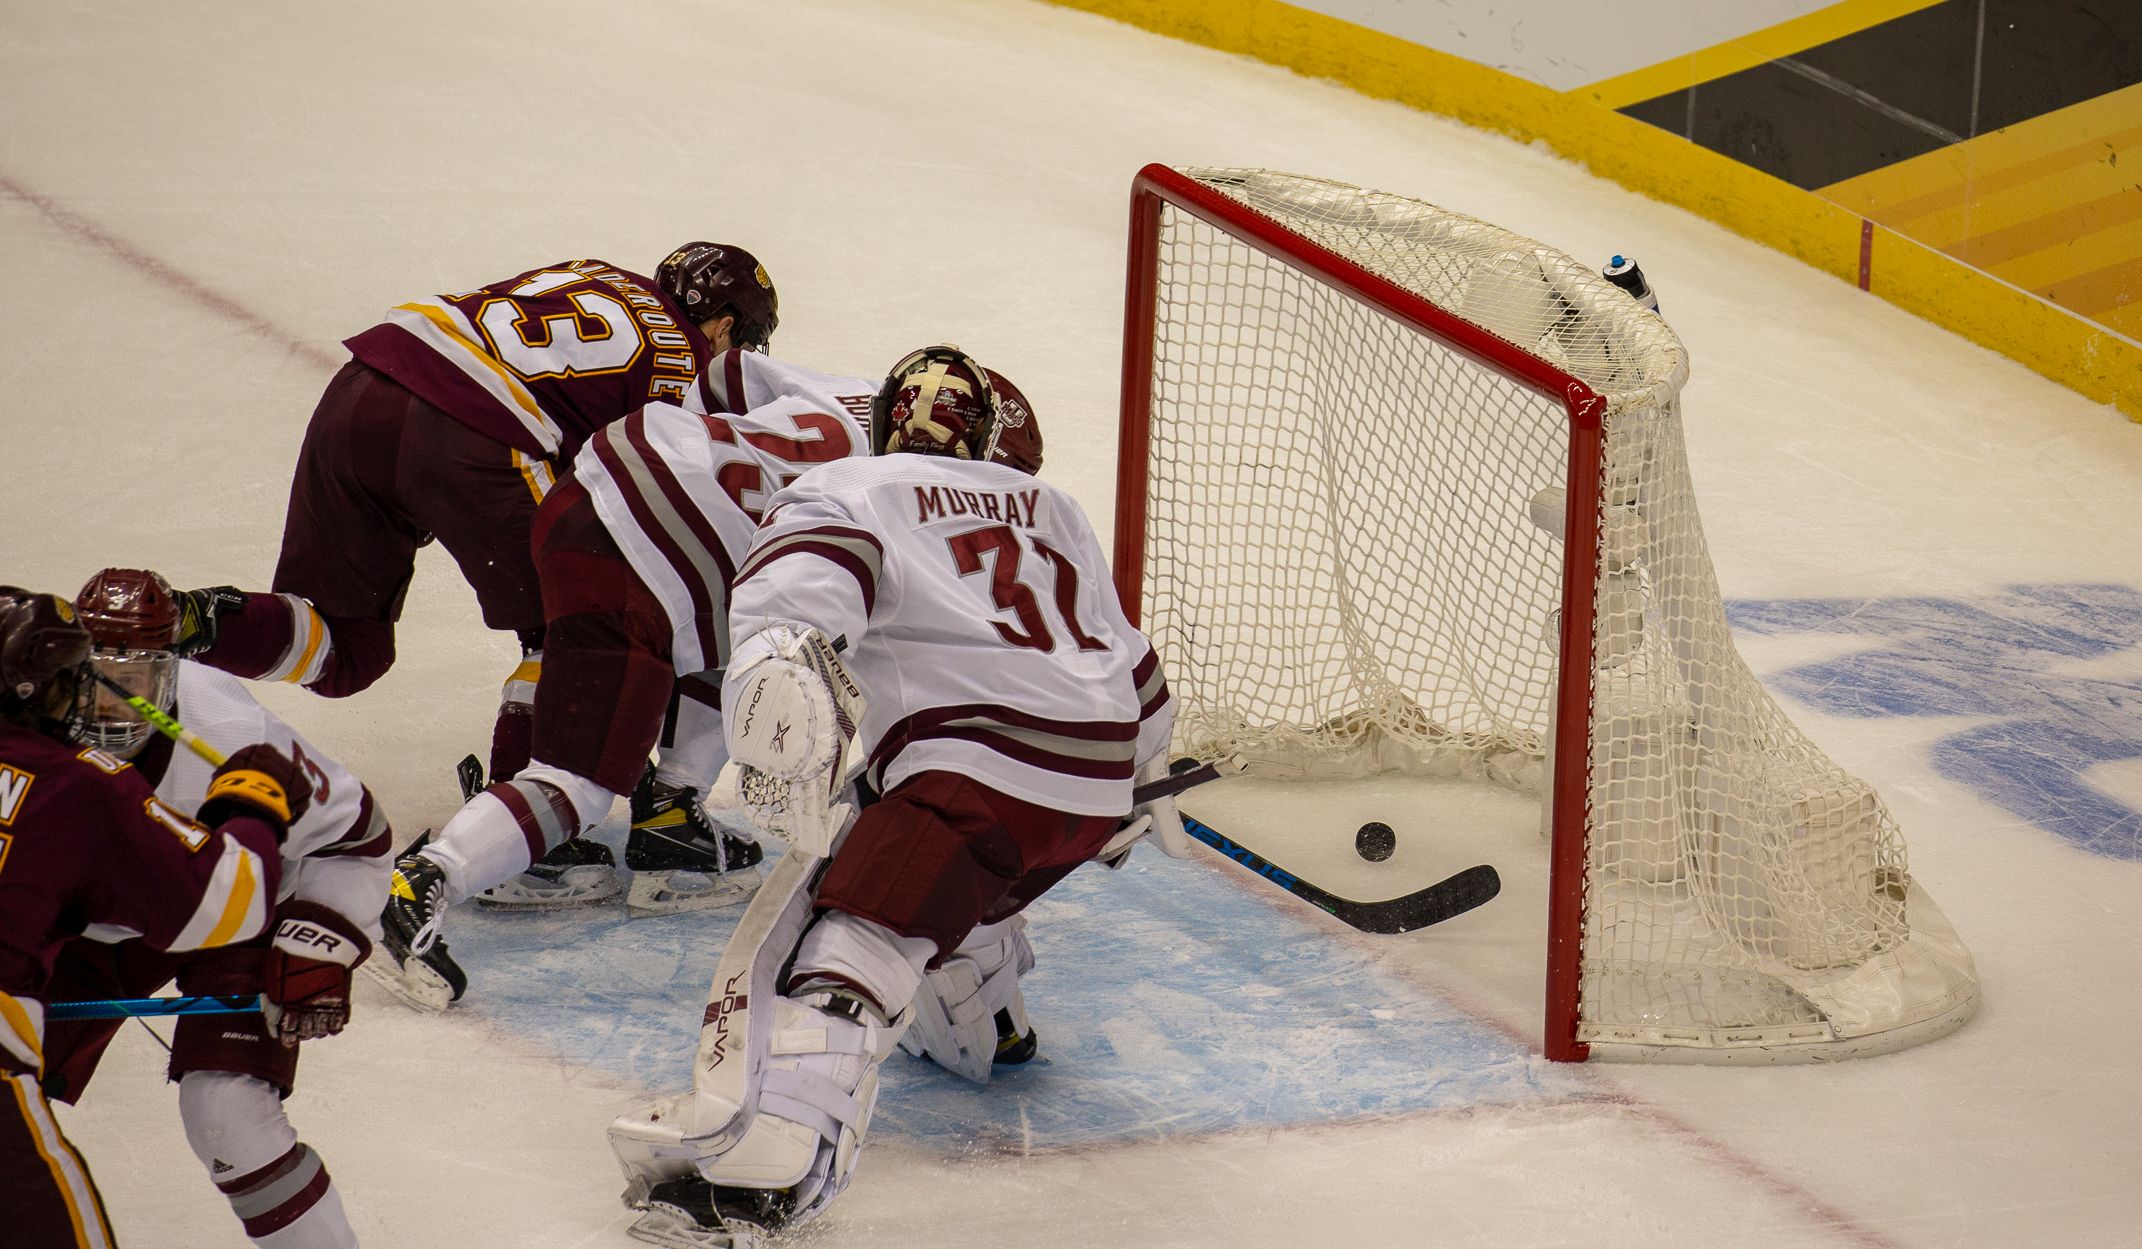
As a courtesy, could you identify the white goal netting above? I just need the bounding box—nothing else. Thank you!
[1129,167,1977,1060]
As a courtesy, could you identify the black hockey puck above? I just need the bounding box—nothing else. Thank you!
[1355,821,1396,862]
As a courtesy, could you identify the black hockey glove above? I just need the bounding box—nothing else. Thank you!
[172,586,249,658]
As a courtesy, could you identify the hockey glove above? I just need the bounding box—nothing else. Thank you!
[198,743,314,834]
[1099,754,1194,865]
[264,901,368,1045]
[723,625,864,858]
[172,585,248,658]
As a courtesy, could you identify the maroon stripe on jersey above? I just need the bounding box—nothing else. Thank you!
[1131,644,1171,720]
[734,528,884,616]
[619,412,740,666]
[313,830,392,861]
[870,703,1139,784]
[588,418,727,667]
[723,350,750,415]
[315,786,381,854]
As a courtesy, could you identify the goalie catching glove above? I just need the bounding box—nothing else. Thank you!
[722,625,865,858]
[264,901,368,1045]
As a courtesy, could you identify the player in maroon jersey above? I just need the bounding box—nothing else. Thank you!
[0,588,311,1249]
[166,245,775,905]
[172,244,777,790]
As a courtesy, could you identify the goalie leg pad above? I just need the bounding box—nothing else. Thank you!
[610,848,820,1202]
[898,916,1037,1082]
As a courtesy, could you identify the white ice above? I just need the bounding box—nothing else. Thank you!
[4,2,2140,1247]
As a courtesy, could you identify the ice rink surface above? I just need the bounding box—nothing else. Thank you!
[4,2,2140,1246]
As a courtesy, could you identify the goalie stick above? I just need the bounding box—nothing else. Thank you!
[1180,814,1500,934]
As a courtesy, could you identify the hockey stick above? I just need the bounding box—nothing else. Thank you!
[47,994,260,1021]
[1180,814,1500,935]
[89,669,226,766]
[1133,754,1248,806]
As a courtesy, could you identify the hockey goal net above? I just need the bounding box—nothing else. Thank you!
[1115,165,1978,1062]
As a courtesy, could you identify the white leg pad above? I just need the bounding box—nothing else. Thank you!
[611,848,821,1202]
[898,915,1035,1083]
[790,911,932,1020]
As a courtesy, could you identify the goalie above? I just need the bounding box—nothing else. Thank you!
[608,346,1182,1246]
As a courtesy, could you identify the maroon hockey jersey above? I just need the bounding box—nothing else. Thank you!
[343,259,713,461]
[0,726,283,1077]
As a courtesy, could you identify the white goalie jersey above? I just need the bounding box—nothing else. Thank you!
[728,455,1174,816]
[136,662,392,944]
[573,355,876,676]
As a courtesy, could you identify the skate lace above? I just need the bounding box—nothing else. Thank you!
[408,880,447,955]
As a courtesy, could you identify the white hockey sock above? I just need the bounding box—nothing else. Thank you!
[653,693,729,791]
[423,765,616,903]
[179,1072,356,1249]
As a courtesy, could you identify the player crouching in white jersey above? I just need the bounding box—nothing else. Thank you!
[373,354,879,1010]
[39,569,391,1249]
[608,348,1184,1247]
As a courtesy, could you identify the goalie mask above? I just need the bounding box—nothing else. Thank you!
[872,346,1041,474]
[657,242,779,351]
[72,567,182,757]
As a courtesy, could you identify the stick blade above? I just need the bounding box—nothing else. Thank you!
[1347,864,1501,934]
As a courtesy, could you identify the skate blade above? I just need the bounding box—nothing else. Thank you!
[475,871,625,910]
[625,870,759,918]
[360,953,455,1014]
[627,1203,768,1249]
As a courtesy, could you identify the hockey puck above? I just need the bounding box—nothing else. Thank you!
[1355,821,1396,862]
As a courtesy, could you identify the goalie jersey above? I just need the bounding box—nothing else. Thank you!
[571,356,877,676]
[729,455,1174,816]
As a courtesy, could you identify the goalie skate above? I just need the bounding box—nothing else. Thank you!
[476,837,624,910]
[625,1177,785,1249]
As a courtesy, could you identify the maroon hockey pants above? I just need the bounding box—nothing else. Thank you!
[817,770,1120,958]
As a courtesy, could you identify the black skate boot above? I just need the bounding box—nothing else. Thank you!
[623,767,763,917]
[371,848,468,1012]
[629,1175,796,1248]
[476,837,623,909]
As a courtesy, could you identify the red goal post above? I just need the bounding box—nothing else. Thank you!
[1112,164,1978,1063]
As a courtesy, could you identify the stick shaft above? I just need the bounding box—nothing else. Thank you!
[89,669,225,765]
[47,994,260,1021]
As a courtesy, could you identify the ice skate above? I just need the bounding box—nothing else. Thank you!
[372,849,467,1012]
[625,769,764,917]
[475,836,623,909]
[625,1175,790,1249]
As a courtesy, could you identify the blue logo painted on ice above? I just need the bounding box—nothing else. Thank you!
[1727,584,2142,860]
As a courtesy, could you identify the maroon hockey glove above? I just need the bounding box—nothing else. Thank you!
[199,743,314,833]
[265,902,369,1045]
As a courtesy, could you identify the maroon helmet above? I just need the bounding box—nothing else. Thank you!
[73,568,182,756]
[872,347,1043,474]
[0,589,95,729]
[986,370,1043,475]
[657,242,778,350]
